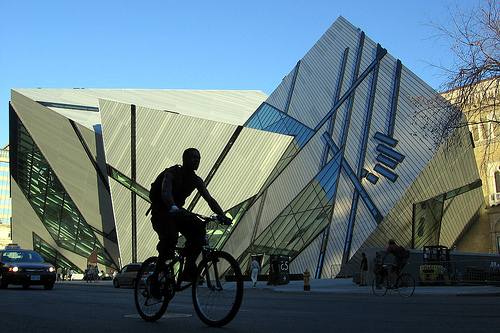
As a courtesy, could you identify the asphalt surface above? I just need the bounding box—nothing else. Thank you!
[60,277,500,296]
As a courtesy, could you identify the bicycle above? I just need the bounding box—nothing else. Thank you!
[372,264,415,297]
[134,213,244,327]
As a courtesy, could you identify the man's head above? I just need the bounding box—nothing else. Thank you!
[388,239,396,245]
[182,148,201,171]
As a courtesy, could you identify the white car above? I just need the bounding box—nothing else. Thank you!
[113,263,141,288]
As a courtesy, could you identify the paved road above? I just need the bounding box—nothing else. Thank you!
[0,280,498,332]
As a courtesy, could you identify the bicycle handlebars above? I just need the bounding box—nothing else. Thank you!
[190,211,232,226]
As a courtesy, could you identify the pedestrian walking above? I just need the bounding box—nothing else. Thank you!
[359,252,368,286]
[251,257,260,287]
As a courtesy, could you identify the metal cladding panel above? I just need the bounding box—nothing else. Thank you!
[136,109,223,189]
[100,100,233,180]
[72,122,117,240]
[256,133,324,233]
[266,17,357,121]
[99,98,291,263]
[338,66,441,220]
[278,17,380,128]
[11,181,97,271]
[268,67,296,113]
[11,181,46,249]
[109,183,130,264]
[98,99,133,172]
[290,235,322,275]
[194,127,293,215]
[13,89,267,130]
[356,125,483,256]
[239,15,482,277]
[11,91,108,232]
[221,195,263,257]
[346,203,379,268]
[111,182,159,265]
[284,59,338,127]
[322,171,354,254]
[136,108,239,199]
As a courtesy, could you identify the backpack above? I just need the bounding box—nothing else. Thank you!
[149,168,168,205]
[147,165,196,214]
[148,165,187,206]
[395,246,410,259]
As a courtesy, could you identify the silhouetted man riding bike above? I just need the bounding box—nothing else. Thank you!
[148,148,231,299]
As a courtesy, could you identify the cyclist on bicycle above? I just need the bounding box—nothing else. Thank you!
[381,239,408,288]
[148,148,231,298]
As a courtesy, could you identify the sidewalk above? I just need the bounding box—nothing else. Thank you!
[255,278,500,296]
[57,279,115,287]
[58,278,500,296]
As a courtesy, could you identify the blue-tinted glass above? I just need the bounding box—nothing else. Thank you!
[374,132,398,147]
[376,154,398,169]
[246,103,314,148]
[366,173,379,184]
[33,232,83,273]
[374,164,398,182]
[376,144,405,163]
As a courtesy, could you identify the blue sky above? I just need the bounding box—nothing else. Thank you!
[0,0,474,147]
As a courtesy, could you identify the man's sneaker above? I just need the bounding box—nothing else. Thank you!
[149,277,162,300]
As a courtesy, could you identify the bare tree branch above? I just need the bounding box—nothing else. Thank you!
[415,0,500,160]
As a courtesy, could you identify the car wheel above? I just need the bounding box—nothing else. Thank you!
[113,278,120,288]
[0,280,8,289]
[44,282,55,290]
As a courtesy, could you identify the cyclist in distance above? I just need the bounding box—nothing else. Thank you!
[148,148,231,298]
[381,239,407,288]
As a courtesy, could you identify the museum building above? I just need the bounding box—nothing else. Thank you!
[9,16,484,277]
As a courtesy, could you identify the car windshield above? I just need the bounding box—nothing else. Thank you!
[1,251,44,263]
[123,265,140,273]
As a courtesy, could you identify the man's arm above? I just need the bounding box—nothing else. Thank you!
[195,176,224,215]
[161,171,177,210]
[195,177,231,223]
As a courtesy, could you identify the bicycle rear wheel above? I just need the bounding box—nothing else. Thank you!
[192,251,243,327]
[396,274,415,297]
[372,275,389,296]
[134,256,170,322]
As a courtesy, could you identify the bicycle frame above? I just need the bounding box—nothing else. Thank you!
[372,263,415,297]
[170,239,226,293]
[201,246,224,291]
[135,212,243,326]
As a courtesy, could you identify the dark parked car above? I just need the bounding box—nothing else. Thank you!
[0,247,56,290]
[113,263,141,288]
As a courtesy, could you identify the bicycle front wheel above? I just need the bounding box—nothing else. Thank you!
[396,274,415,297]
[372,275,389,296]
[192,251,243,327]
[134,256,170,322]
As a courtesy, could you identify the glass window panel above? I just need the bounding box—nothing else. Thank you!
[495,171,500,193]
[11,114,116,269]
[492,122,500,137]
[271,215,297,244]
[292,186,316,213]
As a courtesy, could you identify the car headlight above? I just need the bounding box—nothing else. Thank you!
[48,267,55,273]
[9,266,20,272]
